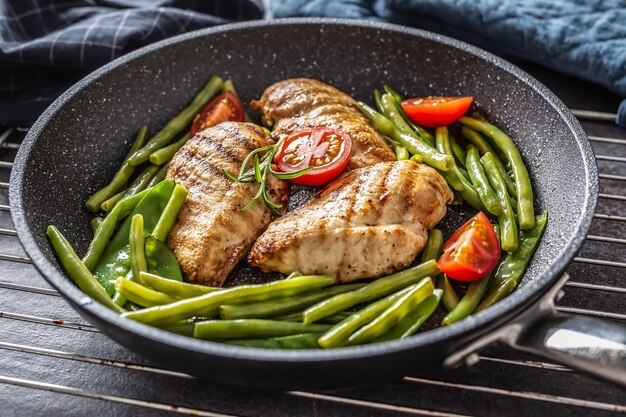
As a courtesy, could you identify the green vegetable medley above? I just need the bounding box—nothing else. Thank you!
[47,77,547,349]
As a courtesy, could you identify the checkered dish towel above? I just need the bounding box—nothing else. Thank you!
[0,0,264,124]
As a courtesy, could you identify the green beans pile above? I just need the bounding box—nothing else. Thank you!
[47,76,233,311]
[46,78,549,350]
[359,85,542,254]
[356,85,549,325]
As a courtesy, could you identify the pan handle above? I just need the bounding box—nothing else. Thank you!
[444,274,626,386]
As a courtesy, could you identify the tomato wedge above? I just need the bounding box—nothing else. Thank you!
[437,212,501,282]
[274,127,352,186]
[190,91,245,136]
[401,96,473,128]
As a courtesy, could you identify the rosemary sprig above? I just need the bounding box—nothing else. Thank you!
[223,137,312,216]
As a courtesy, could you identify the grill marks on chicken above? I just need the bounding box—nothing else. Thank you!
[253,78,396,170]
[166,122,289,287]
[248,160,453,282]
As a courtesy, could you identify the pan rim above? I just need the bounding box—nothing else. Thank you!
[10,18,597,364]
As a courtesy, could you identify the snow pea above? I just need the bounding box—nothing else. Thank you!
[92,180,175,295]
[145,236,183,281]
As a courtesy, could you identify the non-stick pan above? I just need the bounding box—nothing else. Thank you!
[10,19,626,390]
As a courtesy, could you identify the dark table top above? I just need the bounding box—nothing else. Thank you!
[0,56,624,416]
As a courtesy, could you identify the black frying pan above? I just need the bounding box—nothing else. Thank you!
[10,19,626,390]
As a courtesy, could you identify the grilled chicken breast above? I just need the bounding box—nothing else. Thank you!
[248,160,453,282]
[252,78,396,170]
[166,122,289,286]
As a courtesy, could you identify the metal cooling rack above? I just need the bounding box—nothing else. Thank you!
[0,78,624,416]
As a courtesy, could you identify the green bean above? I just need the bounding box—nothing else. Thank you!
[436,168,464,191]
[193,319,331,340]
[128,76,223,166]
[383,85,403,104]
[403,115,435,148]
[116,277,177,307]
[419,229,458,311]
[386,91,436,147]
[475,278,517,312]
[356,102,453,171]
[47,226,124,313]
[303,260,439,324]
[459,117,534,229]
[101,164,160,211]
[449,135,467,168]
[377,289,443,341]
[457,166,471,183]
[380,93,417,137]
[481,153,518,252]
[146,163,169,188]
[421,229,443,263]
[112,271,132,306]
[472,113,509,162]
[395,146,409,160]
[436,127,486,212]
[162,322,195,337]
[114,213,149,308]
[276,311,351,324]
[466,145,502,215]
[286,271,303,279]
[222,79,253,123]
[90,217,103,234]
[477,212,547,311]
[461,127,517,197]
[379,85,435,145]
[380,92,440,152]
[439,275,460,312]
[318,287,412,348]
[129,214,148,281]
[85,126,148,212]
[374,89,384,113]
[139,271,218,298]
[346,281,435,345]
[83,187,153,270]
[318,279,432,348]
[149,132,190,165]
[219,283,365,320]
[490,211,548,290]
[410,154,423,164]
[100,190,125,212]
[122,275,335,326]
[442,273,492,325]
[226,332,323,349]
[152,184,188,242]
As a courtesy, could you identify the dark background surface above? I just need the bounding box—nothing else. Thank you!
[0,50,624,417]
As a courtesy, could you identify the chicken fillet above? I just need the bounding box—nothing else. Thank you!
[252,78,396,170]
[248,160,453,282]
[167,122,289,286]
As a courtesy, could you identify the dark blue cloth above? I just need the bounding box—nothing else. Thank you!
[272,0,626,127]
[0,0,264,124]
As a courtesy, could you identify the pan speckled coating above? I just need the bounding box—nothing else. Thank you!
[10,19,597,390]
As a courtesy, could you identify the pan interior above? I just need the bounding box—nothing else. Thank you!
[12,20,595,362]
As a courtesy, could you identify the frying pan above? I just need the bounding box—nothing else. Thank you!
[10,19,626,390]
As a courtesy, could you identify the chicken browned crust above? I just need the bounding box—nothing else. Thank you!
[248,160,453,282]
[166,122,289,286]
[252,78,396,170]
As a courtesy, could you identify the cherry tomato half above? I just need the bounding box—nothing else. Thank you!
[274,127,352,186]
[401,96,473,128]
[437,212,501,282]
[190,91,245,136]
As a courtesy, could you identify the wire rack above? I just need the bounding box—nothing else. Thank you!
[0,91,624,415]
